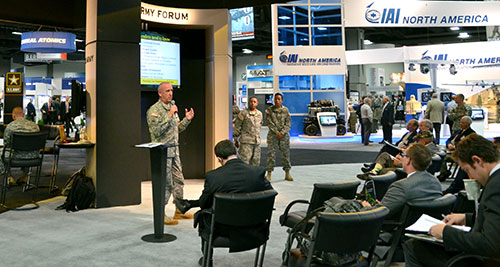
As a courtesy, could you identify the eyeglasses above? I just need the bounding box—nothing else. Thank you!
[400,153,407,158]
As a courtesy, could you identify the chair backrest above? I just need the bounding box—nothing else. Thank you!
[308,180,361,212]
[38,124,62,141]
[371,171,398,201]
[11,132,48,152]
[404,193,457,226]
[213,189,278,226]
[427,154,442,175]
[312,206,390,253]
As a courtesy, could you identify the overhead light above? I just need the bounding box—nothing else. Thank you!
[458,32,470,39]
[408,63,416,71]
[449,64,457,75]
[12,31,22,35]
[242,48,253,54]
[75,39,84,43]
[77,49,85,52]
[450,26,460,31]
[420,64,430,74]
[300,38,309,41]
[278,16,290,20]
[317,27,327,31]
[364,39,373,45]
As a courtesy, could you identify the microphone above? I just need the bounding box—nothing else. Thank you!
[171,100,179,119]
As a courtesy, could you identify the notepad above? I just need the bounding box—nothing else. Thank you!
[406,214,471,233]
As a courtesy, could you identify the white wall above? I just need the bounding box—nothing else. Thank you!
[363,63,404,86]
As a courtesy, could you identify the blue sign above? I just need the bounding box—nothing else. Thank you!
[21,32,76,53]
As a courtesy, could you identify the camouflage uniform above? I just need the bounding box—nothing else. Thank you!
[233,109,263,166]
[147,100,191,205]
[265,105,291,172]
[448,104,472,131]
[0,118,40,174]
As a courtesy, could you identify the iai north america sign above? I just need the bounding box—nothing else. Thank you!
[344,0,500,27]
[272,46,346,76]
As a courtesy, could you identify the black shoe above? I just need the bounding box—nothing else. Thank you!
[363,163,372,168]
[378,141,385,144]
[174,199,191,214]
[437,171,451,182]
[361,167,372,173]
[357,173,374,180]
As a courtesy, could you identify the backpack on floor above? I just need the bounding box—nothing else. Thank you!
[57,167,96,212]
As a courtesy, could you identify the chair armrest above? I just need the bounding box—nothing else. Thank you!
[280,199,310,226]
[446,253,500,267]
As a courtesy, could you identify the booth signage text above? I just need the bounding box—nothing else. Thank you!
[345,0,500,27]
[5,72,23,94]
[20,32,76,53]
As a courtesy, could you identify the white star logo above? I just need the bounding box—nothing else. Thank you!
[9,75,19,85]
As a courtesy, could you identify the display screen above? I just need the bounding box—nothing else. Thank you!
[440,92,452,102]
[140,32,180,86]
[421,92,433,102]
[230,7,255,41]
[265,94,273,104]
[471,109,484,120]
[319,115,337,126]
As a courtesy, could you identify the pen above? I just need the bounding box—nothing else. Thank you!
[441,214,449,222]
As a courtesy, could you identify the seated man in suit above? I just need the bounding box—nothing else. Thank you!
[364,119,419,170]
[363,143,443,221]
[358,131,440,179]
[404,134,500,266]
[2,107,40,186]
[419,119,433,132]
[175,140,273,264]
[437,116,475,181]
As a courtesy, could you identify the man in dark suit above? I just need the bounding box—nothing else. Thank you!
[61,96,73,135]
[175,140,273,262]
[404,134,500,266]
[380,96,395,144]
[438,116,475,181]
[26,98,36,122]
[363,143,442,220]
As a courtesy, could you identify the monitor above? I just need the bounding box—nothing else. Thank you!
[265,94,273,104]
[319,115,337,126]
[440,92,453,102]
[140,32,181,86]
[421,92,433,102]
[471,109,484,120]
[230,7,255,41]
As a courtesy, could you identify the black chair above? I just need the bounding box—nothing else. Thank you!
[427,154,443,175]
[375,193,457,267]
[0,132,48,209]
[368,171,398,201]
[202,189,278,267]
[280,180,360,229]
[288,206,390,267]
[39,124,63,192]
[446,253,500,267]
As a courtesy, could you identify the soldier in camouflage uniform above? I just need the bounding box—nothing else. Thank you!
[233,96,263,166]
[1,107,40,186]
[265,93,293,181]
[447,94,472,132]
[147,82,195,225]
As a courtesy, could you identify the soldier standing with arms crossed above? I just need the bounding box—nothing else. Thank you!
[265,93,293,181]
[233,96,263,166]
[147,82,195,225]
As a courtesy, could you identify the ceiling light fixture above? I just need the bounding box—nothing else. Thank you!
[458,32,470,39]
[278,16,291,20]
[450,26,460,31]
[364,39,373,45]
[76,39,84,43]
[317,27,327,31]
[242,48,253,54]
[77,49,85,52]
[12,31,22,35]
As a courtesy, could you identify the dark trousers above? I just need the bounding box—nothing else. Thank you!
[433,122,441,144]
[362,118,372,145]
[360,119,365,144]
[403,239,458,267]
[446,116,453,134]
[382,123,393,143]
[64,115,73,135]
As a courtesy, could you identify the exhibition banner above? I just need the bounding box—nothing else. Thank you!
[272,46,346,75]
[141,2,227,27]
[21,32,76,53]
[344,0,500,27]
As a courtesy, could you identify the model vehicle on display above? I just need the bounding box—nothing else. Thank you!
[303,99,346,136]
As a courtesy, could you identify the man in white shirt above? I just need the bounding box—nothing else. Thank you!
[361,97,373,146]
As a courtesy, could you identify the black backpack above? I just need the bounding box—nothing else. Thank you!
[57,167,96,212]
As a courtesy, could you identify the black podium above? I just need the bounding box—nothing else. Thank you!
[135,143,177,243]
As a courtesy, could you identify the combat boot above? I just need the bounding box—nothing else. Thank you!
[285,171,294,181]
[266,171,272,181]
[164,215,179,225]
[173,208,194,219]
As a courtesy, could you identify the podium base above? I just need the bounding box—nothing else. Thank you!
[141,233,177,243]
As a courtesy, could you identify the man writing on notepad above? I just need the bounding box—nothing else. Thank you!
[403,134,500,266]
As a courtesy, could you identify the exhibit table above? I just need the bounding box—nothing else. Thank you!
[135,142,177,243]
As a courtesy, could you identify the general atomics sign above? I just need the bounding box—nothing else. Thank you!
[279,51,341,66]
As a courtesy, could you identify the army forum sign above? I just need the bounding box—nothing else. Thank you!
[5,72,23,94]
